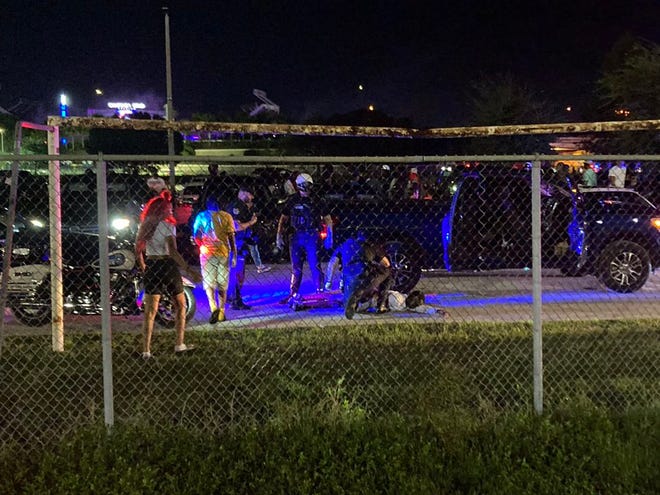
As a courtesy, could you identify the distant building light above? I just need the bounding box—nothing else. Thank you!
[95,88,104,95]
[565,106,572,112]
[107,102,147,110]
[368,104,375,111]
[59,93,69,117]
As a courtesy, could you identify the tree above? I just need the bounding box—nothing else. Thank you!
[591,39,660,153]
[598,39,660,119]
[462,73,559,154]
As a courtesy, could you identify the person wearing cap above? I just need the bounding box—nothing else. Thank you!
[276,173,333,304]
[225,184,259,310]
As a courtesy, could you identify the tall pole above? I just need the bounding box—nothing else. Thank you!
[163,6,176,191]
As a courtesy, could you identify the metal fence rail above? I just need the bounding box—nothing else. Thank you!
[0,153,658,448]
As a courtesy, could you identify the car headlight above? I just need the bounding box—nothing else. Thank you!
[111,217,131,231]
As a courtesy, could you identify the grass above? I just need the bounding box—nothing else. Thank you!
[0,319,658,450]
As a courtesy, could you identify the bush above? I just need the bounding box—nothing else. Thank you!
[1,403,657,494]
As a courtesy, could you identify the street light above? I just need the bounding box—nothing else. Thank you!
[163,6,175,191]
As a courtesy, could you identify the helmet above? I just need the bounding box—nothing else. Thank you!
[295,173,314,193]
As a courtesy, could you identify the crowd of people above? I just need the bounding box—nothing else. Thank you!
[134,164,447,357]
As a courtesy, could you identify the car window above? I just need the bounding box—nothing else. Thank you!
[583,191,656,215]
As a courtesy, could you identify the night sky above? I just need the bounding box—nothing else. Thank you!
[1,0,659,126]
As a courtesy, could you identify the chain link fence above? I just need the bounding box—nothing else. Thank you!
[0,152,658,449]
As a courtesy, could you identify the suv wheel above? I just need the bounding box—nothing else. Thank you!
[597,240,651,293]
[385,240,422,294]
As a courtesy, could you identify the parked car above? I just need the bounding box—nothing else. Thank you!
[442,171,660,293]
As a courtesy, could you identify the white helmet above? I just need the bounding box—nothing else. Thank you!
[295,173,314,192]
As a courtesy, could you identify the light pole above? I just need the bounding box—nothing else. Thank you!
[0,128,5,153]
[163,6,175,191]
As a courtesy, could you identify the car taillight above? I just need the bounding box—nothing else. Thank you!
[652,217,660,231]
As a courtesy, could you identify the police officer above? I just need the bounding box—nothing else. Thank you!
[225,184,258,310]
[342,234,392,320]
[276,173,333,303]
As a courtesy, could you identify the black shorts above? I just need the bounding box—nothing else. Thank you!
[143,258,183,296]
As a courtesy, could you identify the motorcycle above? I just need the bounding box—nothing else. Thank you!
[5,239,196,327]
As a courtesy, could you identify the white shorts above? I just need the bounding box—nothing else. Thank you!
[200,254,230,291]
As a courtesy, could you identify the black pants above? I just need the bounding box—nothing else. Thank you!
[289,231,324,295]
[344,263,392,310]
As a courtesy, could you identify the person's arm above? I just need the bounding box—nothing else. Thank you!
[166,235,202,283]
[229,232,237,267]
[276,214,288,249]
[192,213,204,246]
[135,238,146,272]
[235,214,257,232]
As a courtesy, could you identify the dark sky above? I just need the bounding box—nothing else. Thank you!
[1,0,658,126]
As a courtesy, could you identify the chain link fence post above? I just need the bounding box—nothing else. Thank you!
[532,158,543,414]
[96,154,115,427]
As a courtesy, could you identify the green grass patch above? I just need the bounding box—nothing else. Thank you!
[1,319,658,450]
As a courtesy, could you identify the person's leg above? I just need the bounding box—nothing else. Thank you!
[200,255,217,313]
[231,254,251,309]
[289,233,304,296]
[141,294,160,355]
[305,233,324,291]
[325,250,339,290]
[216,257,230,321]
[248,243,262,267]
[173,291,187,347]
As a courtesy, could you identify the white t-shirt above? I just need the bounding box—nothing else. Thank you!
[145,221,175,256]
[608,165,626,188]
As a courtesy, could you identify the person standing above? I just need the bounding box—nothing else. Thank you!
[135,190,201,359]
[226,185,259,310]
[608,161,627,188]
[244,196,271,274]
[581,162,598,188]
[276,173,333,303]
[198,163,232,219]
[193,196,237,324]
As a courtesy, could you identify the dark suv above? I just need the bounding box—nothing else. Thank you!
[442,171,660,293]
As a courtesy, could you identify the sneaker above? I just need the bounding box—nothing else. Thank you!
[256,265,271,274]
[174,343,196,354]
[231,301,252,310]
[209,309,220,324]
[344,293,358,320]
[217,313,226,323]
[141,352,153,360]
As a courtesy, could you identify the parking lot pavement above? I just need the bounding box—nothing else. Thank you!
[3,264,659,335]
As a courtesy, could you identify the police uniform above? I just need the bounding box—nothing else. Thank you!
[343,237,392,319]
[282,193,328,296]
